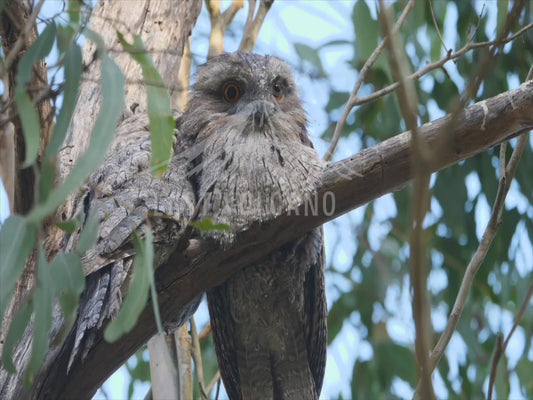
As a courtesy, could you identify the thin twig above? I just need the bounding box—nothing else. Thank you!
[206,370,222,395]
[214,374,222,400]
[206,0,245,58]
[222,0,245,27]
[428,0,448,53]
[427,126,530,374]
[413,3,529,398]
[190,317,208,399]
[380,2,435,398]
[198,321,212,341]
[239,0,274,52]
[324,0,415,161]
[324,17,533,161]
[487,333,504,400]
[1,0,46,75]
[351,22,533,108]
[488,276,533,400]
[503,280,533,352]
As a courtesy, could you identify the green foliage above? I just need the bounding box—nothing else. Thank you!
[118,33,175,177]
[190,217,231,232]
[105,232,153,342]
[294,42,326,77]
[15,22,56,167]
[28,51,125,223]
[26,249,54,386]
[315,1,533,398]
[0,216,36,323]
[126,348,151,398]
[1,302,31,373]
[0,1,131,383]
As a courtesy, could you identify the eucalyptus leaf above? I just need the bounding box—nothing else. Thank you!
[16,22,56,87]
[294,42,325,76]
[104,233,150,342]
[352,0,378,62]
[68,0,82,25]
[144,230,162,333]
[76,212,100,255]
[55,218,79,234]
[46,44,82,157]
[15,22,56,167]
[49,253,85,316]
[28,54,125,223]
[0,216,36,323]
[117,33,174,177]
[14,91,41,168]
[25,249,53,386]
[189,218,230,232]
[1,301,32,373]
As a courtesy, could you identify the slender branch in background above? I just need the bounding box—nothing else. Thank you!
[324,0,415,161]
[198,321,212,341]
[143,387,152,400]
[177,38,192,109]
[486,68,532,396]
[207,371,222,398]
[426,134,528,372]
[350,22,533,107]
[222,0,246,27]
[487,333,505,400]
[436,0,528,152]
[243,0,256,41]
[503,280,533,351]
[324,1,533,162]
[423,12,533,385]
[190,318,208,399]
[428,0,448,53]
[1,0,45,75]
[206,0,245,58]
[488,279,533,399]
[239,0,274,52]
[379,2,435,399]
[175,325,194,399]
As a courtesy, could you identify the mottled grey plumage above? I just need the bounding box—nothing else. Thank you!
[180,52,327,399]
[66,109,198,369]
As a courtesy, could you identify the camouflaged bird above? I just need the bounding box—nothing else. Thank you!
[180,52,328,400]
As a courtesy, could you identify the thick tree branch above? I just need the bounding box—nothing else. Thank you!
[21,81,533,399]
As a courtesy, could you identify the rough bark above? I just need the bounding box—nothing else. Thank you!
[57,0,202,212]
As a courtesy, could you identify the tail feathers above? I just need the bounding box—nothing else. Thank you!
[237,345,317,400]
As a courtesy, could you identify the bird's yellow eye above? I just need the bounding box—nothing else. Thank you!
[272,83,283,100]
[223,83,241,103]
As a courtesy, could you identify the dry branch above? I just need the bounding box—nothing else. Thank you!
[11,80,533,400]
[379,2,434,398]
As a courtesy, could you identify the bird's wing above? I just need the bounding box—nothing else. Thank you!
[66,109,198,369]
[304,227,328,396]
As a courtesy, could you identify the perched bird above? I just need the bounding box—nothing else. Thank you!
[180,52,327,400]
